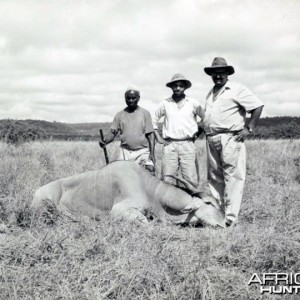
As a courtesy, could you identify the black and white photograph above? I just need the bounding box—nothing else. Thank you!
[0,0,299,299]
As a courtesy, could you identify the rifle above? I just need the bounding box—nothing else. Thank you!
[99,129,109,165]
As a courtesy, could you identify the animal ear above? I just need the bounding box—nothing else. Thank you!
[191,193,220,208]
[204,198,213,205]
[202,195,220,208]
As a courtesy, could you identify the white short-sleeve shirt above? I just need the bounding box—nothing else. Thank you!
[152,97,203,139]
[203,81,264,135]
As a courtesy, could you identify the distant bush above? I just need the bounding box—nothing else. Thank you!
[50,134,99,141]
[250,120,300,139]
[0,120,48,144]
[1,117,300,141]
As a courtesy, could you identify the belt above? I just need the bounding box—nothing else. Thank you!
[164,137,194,142]
[205,130,242,137]
[120,146,146,152]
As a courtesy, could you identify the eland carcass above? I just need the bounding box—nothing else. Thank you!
[32,161,225,227]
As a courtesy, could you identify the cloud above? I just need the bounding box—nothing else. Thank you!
[0,0,300,123]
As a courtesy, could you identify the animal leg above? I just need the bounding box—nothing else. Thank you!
[172,213,199,226]
[110,201,148,223]
[110,202,148,224]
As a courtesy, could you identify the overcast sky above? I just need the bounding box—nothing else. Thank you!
[0,0,299,123]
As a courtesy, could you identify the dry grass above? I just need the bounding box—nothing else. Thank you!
[0,139,299,299]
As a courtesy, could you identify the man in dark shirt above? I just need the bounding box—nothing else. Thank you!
[100,86,155,174]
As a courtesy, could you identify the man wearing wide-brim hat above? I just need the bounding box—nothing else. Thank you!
[152,73,204,186]
[203,57,264,227]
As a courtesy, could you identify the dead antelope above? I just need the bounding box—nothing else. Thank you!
[32,161,225,227]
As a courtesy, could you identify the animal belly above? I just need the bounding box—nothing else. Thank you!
[59,190,114,218]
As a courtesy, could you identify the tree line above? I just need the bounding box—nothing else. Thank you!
[1,117,299,144]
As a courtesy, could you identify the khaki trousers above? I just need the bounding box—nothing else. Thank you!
[162,141,199,186]
[206,133,246,223]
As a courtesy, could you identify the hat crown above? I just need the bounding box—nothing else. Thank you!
[212,57,228,67]
[125,85,140,95]
[170,73,187,81]
[166,73,192,88]
[204,57,235,76]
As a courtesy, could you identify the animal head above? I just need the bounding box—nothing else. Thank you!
[180,195,225,227]
[165,175,226,228]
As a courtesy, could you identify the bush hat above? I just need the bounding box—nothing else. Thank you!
[204,57,235,76]
[166,73,192,89]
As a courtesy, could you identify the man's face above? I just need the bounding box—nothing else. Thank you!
[171,81,187,96]
[125,91,140,109]
[211,70,228,87]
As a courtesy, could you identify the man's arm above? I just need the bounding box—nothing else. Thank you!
[195,104,205,120]
[154,129,170,145]
[235,105,264,142]
[99,129,118,148]
[146,132,156,165]
[246,105,264,130]
[152,102,170,145]
[191,104,205,141]
[192,123,204,141]
[100,113,120,148]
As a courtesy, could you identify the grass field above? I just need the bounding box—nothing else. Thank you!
[0,139,299,299]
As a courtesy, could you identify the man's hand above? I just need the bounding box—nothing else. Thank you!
[234,128,250,142]
[99,138,106,148]
[145,164,155,175]
[154,130,171,146]
[192,127,203,142]
[156,136,171,146]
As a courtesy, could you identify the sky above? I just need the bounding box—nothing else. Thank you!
[0,0,299,123]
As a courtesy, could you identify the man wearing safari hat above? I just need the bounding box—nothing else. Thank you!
[99,86,155,174]
[153,73,204,186]
[203,57,264,227]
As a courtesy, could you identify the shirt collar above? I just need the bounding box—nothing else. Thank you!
[224,80,231,90]
[167,96,189,103]
[207,80,231,99]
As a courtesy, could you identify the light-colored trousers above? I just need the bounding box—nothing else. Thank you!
[206,133,246,223]
[162,141,199,186]
[118,147,154,167]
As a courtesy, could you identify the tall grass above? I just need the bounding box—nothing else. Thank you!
[0,139,299,299]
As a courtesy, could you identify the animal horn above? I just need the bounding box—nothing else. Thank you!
[164,175,201,194]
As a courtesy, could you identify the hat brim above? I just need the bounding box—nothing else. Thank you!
[166,79,192,89]
[204,66,235,76]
